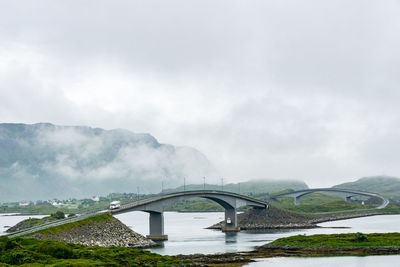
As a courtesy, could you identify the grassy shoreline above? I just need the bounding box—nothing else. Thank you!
[266,232,400,247]
[0,236,194,266]
[180,233,400,265]
[254,232,400,258]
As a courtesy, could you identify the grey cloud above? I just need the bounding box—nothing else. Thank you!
[1,0,400,190]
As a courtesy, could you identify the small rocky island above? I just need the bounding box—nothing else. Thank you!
[208,205,395,230]
[27,213,157,249]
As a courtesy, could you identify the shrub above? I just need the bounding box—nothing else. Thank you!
[32,240,74,259]
[354,232,368,242]
[4,239,19,250]
[0,251,34,265]
[51,211,65,219]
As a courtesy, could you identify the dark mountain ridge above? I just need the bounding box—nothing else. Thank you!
[0,123,215,201]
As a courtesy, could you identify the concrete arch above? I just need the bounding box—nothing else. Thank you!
[111,190,267,240]
[270,188,389,209]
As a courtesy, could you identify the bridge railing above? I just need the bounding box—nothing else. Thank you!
[6,210,108,238]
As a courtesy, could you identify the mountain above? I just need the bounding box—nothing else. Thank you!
[165,179,309,195]
[0,123,215,201]
[333,176,400,201]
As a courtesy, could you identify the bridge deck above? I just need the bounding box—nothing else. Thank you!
[112,190,267,214]
[6,190,267,237]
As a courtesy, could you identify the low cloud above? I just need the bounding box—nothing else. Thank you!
[1,1,399,191]
[0,124,217,201]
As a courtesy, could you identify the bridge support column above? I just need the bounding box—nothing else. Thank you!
[146,212,168,241]
[294,197,300,206]
[222,207,240,232]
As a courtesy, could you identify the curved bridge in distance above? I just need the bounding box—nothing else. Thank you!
[270,188,389,209]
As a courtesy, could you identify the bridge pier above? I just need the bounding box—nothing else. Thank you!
[146,212,168,241]
[111,190,267,238]
[294,196,300,206]
[222,207,240,232]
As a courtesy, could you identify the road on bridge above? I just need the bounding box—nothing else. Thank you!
[6,190,267,238]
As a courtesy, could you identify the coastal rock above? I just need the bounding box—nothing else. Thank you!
[208,205,394,230]
[208,206,315,230]
[29,213,157,249]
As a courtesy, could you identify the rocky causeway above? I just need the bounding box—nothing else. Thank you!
[28,213,157,249]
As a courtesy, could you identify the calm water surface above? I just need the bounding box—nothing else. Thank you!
[2,211,400,265]
[115,212,400,255]
[115,212,400,265]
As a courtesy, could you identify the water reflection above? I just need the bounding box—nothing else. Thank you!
[225,232,238,244]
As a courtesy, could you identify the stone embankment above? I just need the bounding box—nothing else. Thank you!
[29,213,157,249]
[208,205,393,230]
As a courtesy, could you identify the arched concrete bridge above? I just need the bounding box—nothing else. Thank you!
[110,190,268,240]
[270,188,389,209]
[7,190,267,240]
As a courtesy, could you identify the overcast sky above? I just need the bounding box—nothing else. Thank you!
[1,0,399,187]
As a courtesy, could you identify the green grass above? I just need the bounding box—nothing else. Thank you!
[0,236,192,266]
[14,216,57,227]
[28,213,112,236]
[378,201,400,213]
[269,232,400,248]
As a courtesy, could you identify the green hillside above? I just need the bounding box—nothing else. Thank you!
[333,176,400,201]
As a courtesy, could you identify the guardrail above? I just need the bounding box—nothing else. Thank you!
[7,210,108,238]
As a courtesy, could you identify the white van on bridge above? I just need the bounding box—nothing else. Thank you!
[109,201,121,210]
